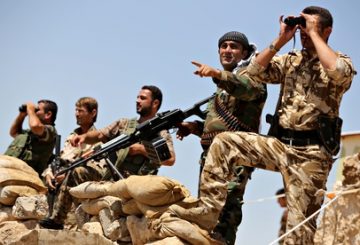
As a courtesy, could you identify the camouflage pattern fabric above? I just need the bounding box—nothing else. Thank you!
[47,126,106,224]
[177,46,354,245]
[200,132,333,244]
[5,125,57,175]
[198,66,266,245]
[247,50,354,130]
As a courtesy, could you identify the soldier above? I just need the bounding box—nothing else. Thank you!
[40,97,105,230]
[176,31,267,244]
[169,6,355,245]
[40,85,175,230]
[5,100,58,175]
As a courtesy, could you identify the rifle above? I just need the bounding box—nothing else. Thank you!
[47,134,61,216]
[56,94,215,179]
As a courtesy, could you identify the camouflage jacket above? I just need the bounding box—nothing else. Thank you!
[247,50,355,131]
[201,66,267,144]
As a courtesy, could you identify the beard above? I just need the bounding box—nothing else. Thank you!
[137,106,151,117]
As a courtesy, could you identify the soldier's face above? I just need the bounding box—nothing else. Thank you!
[219,41,247,71]
[136,89,154,116]
[75,106,94,126]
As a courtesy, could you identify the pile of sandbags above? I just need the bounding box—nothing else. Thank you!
[70,175,220,244]
[0,155,48,223]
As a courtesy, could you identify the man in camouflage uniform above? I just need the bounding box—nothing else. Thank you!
[177,31,267,244]
[169,6,355,244]
[5,99,58,176]
[40,97,106,230]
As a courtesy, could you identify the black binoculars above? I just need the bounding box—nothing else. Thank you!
[284,16,306,27]
[19,105,39,113]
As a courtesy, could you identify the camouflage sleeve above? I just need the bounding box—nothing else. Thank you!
[247,54,284,85]
[60,133,83,162]
[326,53,355,91]
[159,129,175,157]
[214,68,267,101]
[39,125,57,143]
[99,118,128,140]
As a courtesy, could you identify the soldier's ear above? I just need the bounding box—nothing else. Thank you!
[44,110,53,122]
[152,99,160,110]
[323,26,332,40]
[91,109,97,119]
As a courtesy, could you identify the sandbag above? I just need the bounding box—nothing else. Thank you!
[122,198,142,216]
[80,196,124,216]
[0,168,46,193]
[0,185,39,206]
[69,180,129,199]
[145,236,188,245]
[0,155,39,176]
[135,197,199,219]
[127,213,221,245]
[150,212,221,245]
[125,175,190,206]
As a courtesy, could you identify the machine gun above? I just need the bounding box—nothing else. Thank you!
[55,94,215,180]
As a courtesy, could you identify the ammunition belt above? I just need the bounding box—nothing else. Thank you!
[214,96,255,133]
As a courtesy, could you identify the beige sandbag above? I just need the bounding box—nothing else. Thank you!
[0,155,40,176]
[125,175,190,206]
[127,214,221,245]
[69,180,129,199]
[0,168,47,193]
[150,212,221,245]
[145,236,189,245]
[122,198,142,216]
[136,197,199,219]
[0,185,39,206]
[80,196,124,216]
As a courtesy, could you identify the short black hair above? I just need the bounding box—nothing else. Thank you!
[276,188,285,195]
[38,99,58,125]
[142,85,163,110]
[303,6,333,30]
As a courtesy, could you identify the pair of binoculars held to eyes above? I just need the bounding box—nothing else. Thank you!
[284,16,306,27]
[19,105,39,113]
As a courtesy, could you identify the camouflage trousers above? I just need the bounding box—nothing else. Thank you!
[199,131,333,245]
[50,161,104,224]
[212,165,253,245]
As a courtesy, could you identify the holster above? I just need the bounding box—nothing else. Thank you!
[317,115,342,155]
[266,113,280,138]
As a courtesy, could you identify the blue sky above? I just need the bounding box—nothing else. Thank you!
[1,1,359,244]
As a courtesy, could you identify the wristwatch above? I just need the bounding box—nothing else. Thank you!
[269,43,280,53]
